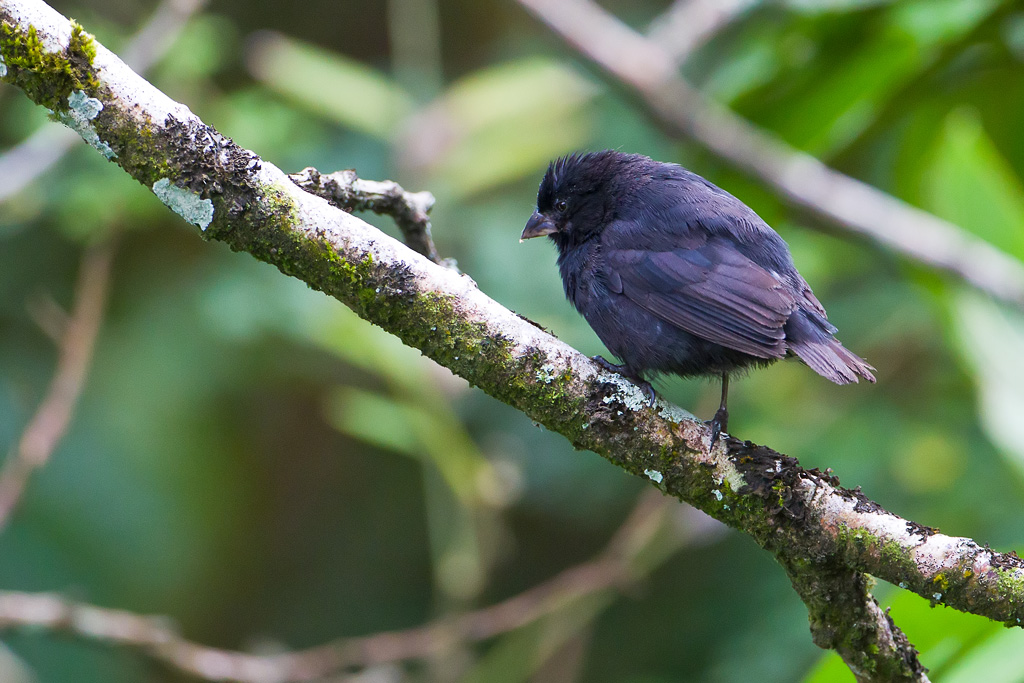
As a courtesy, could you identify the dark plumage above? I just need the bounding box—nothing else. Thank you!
[521,150,874,440]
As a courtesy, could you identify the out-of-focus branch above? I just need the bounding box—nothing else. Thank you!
[289,166,443,264]
[118,0,209,73]
[515,0,1024,310]
[0,492,684,682]
[646,0,760,64]
[0,0,208,203]
[0,125,77,202]
[0,239,116,532]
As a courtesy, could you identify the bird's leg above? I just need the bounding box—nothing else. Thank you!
[591,356,657,405]
[710,372,729,444]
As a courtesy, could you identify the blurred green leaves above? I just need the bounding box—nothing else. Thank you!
[248,33,595,197]
[922,108,1024,482]
[249,31,414,139]
[806,586,1024,682]
[926,109,1024,260]
[326,386,492,507]
[954,292,1024,479]
[401,57,595,196]
[747,0,999,157]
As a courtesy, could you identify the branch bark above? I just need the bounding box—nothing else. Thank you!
[515,0,1024,310]
[3,2,1024,680]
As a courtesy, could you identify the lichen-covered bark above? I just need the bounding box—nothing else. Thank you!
[4,2,1024,679]
[784,561,925,682]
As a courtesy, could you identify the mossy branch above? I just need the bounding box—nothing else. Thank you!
[3,2,1024,681]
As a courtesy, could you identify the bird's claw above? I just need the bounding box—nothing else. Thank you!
[639,380,656,406]
[591,355,621,374]
[709,407,729,445]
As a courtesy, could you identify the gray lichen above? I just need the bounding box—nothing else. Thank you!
[152,178,214,229]
[598,371,650,411]
[535,363,559,383]
[52,89,115,159]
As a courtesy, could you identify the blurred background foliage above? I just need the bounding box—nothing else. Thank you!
[3,0,1024,680]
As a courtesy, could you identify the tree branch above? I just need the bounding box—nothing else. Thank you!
[514,0,1024,310]
[646,0,760,64]
[3,3,1023,679]
[0,238,116,532]
[782,559,926,682]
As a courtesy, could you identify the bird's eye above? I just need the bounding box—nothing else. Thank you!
[555,200,568,213]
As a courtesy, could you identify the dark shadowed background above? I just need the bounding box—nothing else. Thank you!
[3,0,1024,681]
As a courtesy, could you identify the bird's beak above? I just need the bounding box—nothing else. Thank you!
[521,212,558,241]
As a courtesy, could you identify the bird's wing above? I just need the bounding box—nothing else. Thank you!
[603,236,797,359]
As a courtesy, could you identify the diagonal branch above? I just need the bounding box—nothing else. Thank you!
[2,3,1023,679]
[646,0,760,64]
[0,238,116,532]
[514,0,1024,310]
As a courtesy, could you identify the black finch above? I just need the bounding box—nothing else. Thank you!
[521,150,875,440]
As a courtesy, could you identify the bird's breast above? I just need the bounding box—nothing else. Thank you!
[556,241,601,311]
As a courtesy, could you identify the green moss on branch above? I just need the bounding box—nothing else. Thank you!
[0,21,98,109]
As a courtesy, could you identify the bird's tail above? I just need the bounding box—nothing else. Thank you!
[785,309,875,385]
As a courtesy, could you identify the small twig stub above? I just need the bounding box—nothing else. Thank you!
[290,166,445,265]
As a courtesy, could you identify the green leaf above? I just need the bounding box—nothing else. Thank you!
[755,0,999,157]
[940,628,1024,683]
[803,588,999,682]
[891,0,1000,44]
[247,32,413,139]
[953,291,1024,479]
[408,58,596,196]
[924,109,1024,261]
[324,386,490,506]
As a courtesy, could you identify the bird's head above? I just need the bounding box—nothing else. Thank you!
[521,150,641,246]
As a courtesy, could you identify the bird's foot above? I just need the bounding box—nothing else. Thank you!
[709,407,729,446]
[591,356,656,405]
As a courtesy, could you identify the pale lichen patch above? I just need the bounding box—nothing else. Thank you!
[152,178,214,229]
[68,88,101,118]
[644,469,664,484]
[598,371,650,412]
[535,362,558,383]
[657,401,696,424]
[0,54,7,78]
[53,89,114,158]
[720,460,746,493]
